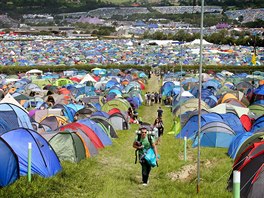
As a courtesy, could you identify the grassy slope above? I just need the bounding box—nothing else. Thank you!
[0,75,233,198]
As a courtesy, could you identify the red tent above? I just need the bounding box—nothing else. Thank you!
[108,108,121,115]
[240,114,252,132]
[60,122,104,149]
[228,141,264,198]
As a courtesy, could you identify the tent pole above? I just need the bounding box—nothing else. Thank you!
[197,0,205,194]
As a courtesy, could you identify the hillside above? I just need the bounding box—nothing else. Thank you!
[0,0,263,17]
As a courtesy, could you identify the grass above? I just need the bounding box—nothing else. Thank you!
[0,75,233,198]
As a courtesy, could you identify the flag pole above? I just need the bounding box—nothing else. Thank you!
[197,0,205,193]
[179,43,183,135]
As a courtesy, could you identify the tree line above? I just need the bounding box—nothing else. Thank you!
[143,29,264,47]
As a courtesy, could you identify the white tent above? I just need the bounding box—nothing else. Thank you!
[80,73,97,84]
[26,69,43,75]
[208,103,249,118]
[187,39,213,45]
[147,40,174,46]
[0,93,28,113]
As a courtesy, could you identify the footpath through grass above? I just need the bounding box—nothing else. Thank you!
[0,74,233,198]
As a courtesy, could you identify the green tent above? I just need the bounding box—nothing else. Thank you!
[173,98,209,117]
[54,78,73,86]
[248,104,264,116]
[102,98,131,113]
[48,131,86,163]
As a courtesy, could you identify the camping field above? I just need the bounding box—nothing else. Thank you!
[0,75,233,198]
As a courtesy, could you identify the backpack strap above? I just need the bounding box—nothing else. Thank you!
[148,135,153,147]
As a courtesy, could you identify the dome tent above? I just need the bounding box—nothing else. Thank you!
[1,128,62,177]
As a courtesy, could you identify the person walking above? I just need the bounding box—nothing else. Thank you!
[133,127,158,186]
[157,106,163,118]
[153,117,164,144]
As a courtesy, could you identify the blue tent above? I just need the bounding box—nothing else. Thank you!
[176,113,223,139]
[91,111,110,119]
[161,81,175,96]
[0,103,33,131]
[250,115,264,133]
[0,137,19,187]
[106,80,119,89]
[220,113,245,134]
[192,121,236,148]
[126,97,139,109]
[78,119,112,146]
[228,132,253,159]
[204,95,218,108]
[203,80,221,90]
[0,118,11,135]
[254,85,264,95]
[176,113,244,139]
[52,104,74,122]
[108,89,122,96]
[92,103,101,111]
[67,103,85,114]
[1,128,62,177]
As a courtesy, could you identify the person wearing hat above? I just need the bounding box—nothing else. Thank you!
[133,126,158,186]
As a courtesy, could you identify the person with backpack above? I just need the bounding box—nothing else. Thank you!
[133,126,159,186]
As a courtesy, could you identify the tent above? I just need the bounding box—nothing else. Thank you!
[234,132,264,161]
[228,132,253,159]
[208,103,249,118]
[40,115,68,131]
[54,78,73,87]
[228,141,264,198]
[26,69,43,75]
[176,112,244,139]
[90,116,118,138]
[1,128,62,177]
[0,102,33,132]
[192,121,236,148]
[240,114,252,131]
[108,112,129,131]
[102,98,131,113]
[53,104,75,122]
[187,39,213,45]
[43,131,86,163]
[78,119,112,146]
[248,104,264,116]
[59,122,104,149]
[250,115,264,133]
[173,98,209,117]
[79,73,97,84]
[0,137,19,187]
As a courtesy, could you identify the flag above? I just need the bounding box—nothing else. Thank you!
[167,117,181,135]
[251,53,256,65]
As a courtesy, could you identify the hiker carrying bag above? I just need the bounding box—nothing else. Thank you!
[144,148,158,167]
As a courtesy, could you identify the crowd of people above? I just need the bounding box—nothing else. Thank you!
[144,92,162,106]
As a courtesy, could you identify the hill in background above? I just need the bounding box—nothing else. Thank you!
[0,0,263,17]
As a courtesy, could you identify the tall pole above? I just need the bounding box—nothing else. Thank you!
[197,0,204,194]
[179,44,183,138]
